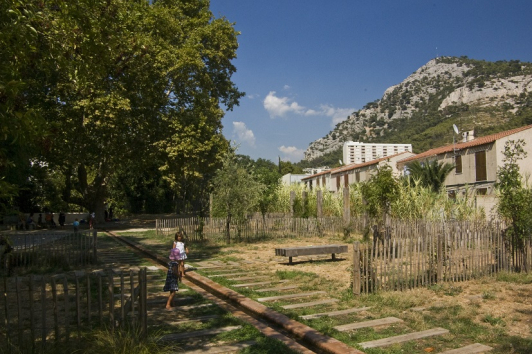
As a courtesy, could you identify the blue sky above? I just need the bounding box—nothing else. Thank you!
[209,0,532,163]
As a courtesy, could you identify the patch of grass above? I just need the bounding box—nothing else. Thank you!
[275,270,315,280]
[482,291,496,300]
[239,336,301,354]
[495,271,532,284]
[429,283,463,296]
[483,314,506,327]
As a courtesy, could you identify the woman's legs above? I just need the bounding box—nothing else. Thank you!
[166,290,175,309]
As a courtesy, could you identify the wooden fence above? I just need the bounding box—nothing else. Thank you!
[0,267,148,353]
[1,231,97,275]
[156,216,363,243]
[352,221,531,294]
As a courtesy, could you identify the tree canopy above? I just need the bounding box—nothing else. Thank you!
[1,0,243,219]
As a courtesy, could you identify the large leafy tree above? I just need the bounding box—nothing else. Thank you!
[2,0,243,220]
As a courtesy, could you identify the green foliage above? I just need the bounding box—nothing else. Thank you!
[211,150,265,222]
[406,159,455,193]
[496,139,532,260]
[360,164,400,219]
[1,0,243,219]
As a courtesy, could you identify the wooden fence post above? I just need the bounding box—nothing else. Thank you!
[289,191,295,217]
[108,272,114,332]
[302,191,307,216]
[139,268,147,338]
[353,242,361,295]
[92,230,97,264]
[316,190,323,218]
[343,187,350,227]
[437,233,443,282]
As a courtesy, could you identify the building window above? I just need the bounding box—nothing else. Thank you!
[475,151,487,181]
[455,155,462,174]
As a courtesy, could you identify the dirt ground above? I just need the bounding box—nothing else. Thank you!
[217,236,532,339]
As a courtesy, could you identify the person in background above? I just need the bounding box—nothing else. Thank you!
[58,211,66,228]
[89,212,95,229]
[26,213,35,230]
[73,218,80,232]
[50,213,56,228]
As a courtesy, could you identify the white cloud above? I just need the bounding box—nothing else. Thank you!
[263,91,354,126]
[247,93,259,99]
[278,145,305,161]
[263,91,306,118]
[319,105,355,126]
[232,121,256,147]
[283,85,291,90]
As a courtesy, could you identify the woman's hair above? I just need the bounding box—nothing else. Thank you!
[174,231,183,241]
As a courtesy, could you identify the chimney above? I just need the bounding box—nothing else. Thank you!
[462,130,474,142]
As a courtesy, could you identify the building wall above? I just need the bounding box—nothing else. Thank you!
[343,142,412,165]
[281,173,308,186]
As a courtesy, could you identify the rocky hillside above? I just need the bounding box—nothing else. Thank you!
[304,57,532,162]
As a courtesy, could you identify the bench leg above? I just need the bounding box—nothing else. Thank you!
[289,256,293,265]
[332,253,336,261]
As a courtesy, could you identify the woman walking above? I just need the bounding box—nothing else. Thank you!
[163,248,180,309]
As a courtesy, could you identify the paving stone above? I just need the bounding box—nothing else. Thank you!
[282,299,338,309]
[255,285,298,293]
[233,280,289,288]
[359,327,449,348]
[227,275,270,281]
[334,317,403,331]
[258,291,326,302]
[182,340,257,354]
[300,306,371,320]
[439,343,493,353]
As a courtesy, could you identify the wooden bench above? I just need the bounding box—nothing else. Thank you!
[275,244,348,264]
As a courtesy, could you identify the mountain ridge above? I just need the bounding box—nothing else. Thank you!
[303,56,532,165]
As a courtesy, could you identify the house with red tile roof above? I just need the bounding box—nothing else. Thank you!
[330,151,415,192]
[301,166,342,191]
[397,124,532,212]
[301,151,415,192]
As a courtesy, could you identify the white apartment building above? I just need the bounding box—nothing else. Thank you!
[343,141,412,165]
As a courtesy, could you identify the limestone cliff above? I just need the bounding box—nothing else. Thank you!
[304,57,532,161]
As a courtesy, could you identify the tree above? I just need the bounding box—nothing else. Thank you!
[254,166,281,218]
[406,159,455,193]
[360,164,400,220]
[496,139,532,271]
[0,1,46,214]
[2,0,243,220]
[211,151,264,243]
